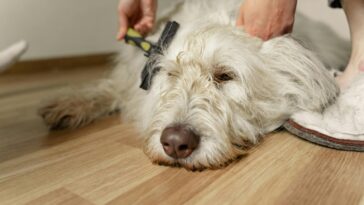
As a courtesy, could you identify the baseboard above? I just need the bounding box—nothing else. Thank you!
[4,52,117,74]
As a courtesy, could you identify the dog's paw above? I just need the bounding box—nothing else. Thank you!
[38,98,92,130]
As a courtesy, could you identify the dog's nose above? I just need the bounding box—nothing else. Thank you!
[160,124,200,159]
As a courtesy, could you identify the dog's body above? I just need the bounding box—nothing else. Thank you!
[40,0,349,170]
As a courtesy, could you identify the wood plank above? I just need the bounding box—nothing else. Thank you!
[0,65,110,97]
[3,53,116,75]
[185,133,364,205]
[26,188,93,205]
[0,125,134,205]
[106,168,228,205]
[65,146,166,204]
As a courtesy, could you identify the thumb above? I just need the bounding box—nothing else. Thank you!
[236,5,245,27]
[117,11,129,40]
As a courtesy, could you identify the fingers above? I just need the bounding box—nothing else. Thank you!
[117,0,156,40]
[135,0,156,35]
[117,10,129,40]
[236,0,296,41]
[134,17,154,35]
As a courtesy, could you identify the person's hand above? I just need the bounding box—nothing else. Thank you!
[236,0,297,41]
[117,0,157,40]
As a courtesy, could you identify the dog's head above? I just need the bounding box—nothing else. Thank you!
[140,21,338,170]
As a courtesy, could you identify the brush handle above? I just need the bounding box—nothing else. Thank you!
[124,28,152,53]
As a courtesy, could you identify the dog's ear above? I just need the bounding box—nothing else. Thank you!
[259,36,339,111]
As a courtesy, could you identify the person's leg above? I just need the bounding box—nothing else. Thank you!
[336,0,364,89]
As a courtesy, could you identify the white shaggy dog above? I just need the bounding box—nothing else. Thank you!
[40,0,349,170]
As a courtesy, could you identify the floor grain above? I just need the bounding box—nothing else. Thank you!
[0,65,363,205]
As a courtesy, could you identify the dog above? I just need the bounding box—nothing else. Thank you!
[39,0,349,170]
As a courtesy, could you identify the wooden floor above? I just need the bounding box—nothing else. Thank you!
[0,64,363,205]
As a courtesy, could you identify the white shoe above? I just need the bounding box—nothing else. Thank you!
[0,40,28,73]
[285,75,364,152]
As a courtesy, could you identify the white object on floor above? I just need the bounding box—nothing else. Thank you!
[290,74,364,141]
[0,40,28,73]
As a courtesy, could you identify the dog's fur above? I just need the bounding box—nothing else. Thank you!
[39,0,349,170]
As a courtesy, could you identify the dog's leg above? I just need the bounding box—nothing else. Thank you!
[39,79,120,130]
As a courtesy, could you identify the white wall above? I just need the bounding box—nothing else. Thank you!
[0,0,350,60]
[0,0,120,60]
[297,1,349,40]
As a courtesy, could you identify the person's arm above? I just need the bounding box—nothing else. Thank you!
[117,0,157,40]
[236,0,297,41]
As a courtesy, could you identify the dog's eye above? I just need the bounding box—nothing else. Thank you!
[214,72,235,83]
[167,72,177,77]
[167,69,180,78]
